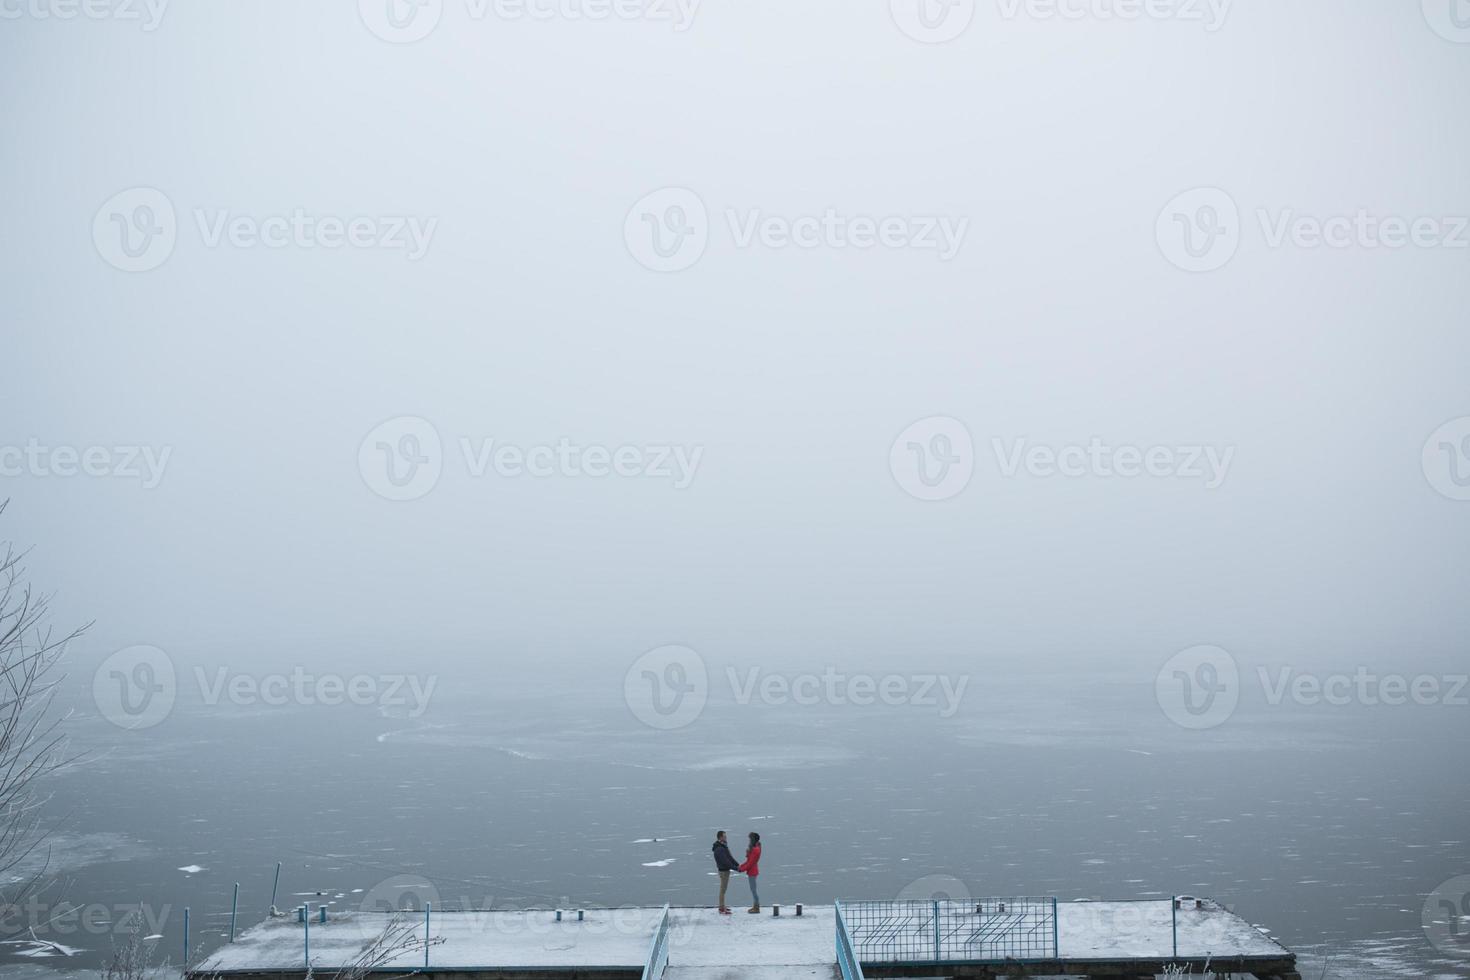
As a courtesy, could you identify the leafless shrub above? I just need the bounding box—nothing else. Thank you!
[305,913,444,980]
[0,500,88,911]
[100,925,150,980]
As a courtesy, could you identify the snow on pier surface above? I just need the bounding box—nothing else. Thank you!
[1057,898,1286,960]
[195,900,1290,976]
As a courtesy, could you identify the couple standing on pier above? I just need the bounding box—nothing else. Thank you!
[711,831,761,914]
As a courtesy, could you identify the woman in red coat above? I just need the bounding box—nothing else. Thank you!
[737,832,762,913]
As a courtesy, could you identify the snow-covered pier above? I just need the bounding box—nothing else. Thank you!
[191,899,1300,980]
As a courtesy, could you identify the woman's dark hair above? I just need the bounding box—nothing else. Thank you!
[748,832,760,844]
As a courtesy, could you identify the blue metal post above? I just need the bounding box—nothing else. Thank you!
[1171,896,1178,960]
[304,903,310,970]
[1051,897,1058,956]
[270,861,281,912]
[230,883,240,942]
[182,907,189,965]
[425,902,431,968]
[932,900,941,961]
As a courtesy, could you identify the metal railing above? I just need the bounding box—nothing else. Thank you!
[839,898,1058,964]
[640,903,672,980]
[834,901,866,980]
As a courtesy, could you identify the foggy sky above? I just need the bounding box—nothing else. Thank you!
[3,0,1468,682]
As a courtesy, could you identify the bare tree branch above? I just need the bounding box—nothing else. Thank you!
[0,499,89,919]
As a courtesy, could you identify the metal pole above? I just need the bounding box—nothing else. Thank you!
[1051,897,1058,956]
[270,861,282,912]
[932,900,941,961]
[230,883,240,942]
[183,907,190,966]
[304,904,310,970]
[1171,896,1178,960]
[425,902,431,968]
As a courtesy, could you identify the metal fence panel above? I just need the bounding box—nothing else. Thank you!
[640,903,671,980]
[834,901,866,980]
[839,899,1057,963]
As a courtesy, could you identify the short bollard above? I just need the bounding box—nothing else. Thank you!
[555,909,563,922]
[772,904,780,917]
[577,910,585,922]
[795,904,803,917]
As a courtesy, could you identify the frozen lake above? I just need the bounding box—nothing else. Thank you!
[5,662,1465,980]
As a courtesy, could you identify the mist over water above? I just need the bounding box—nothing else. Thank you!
[4,0,1470,978]
[0,654,1462,979]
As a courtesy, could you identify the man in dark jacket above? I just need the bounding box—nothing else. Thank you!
[712,831,740,914]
